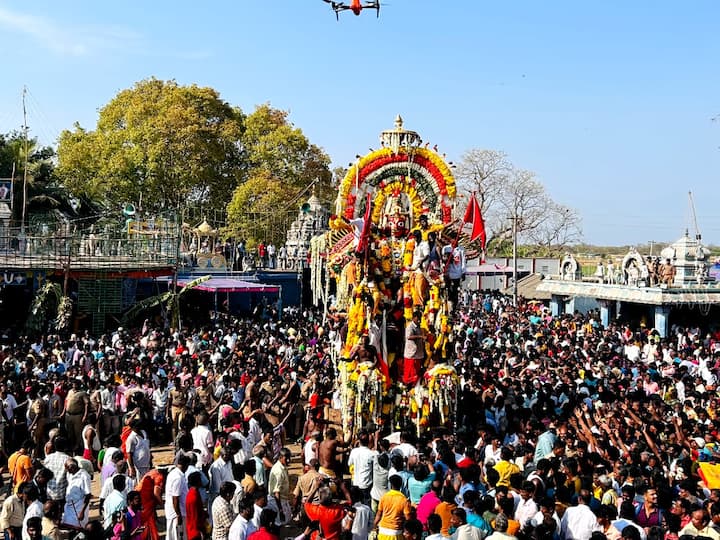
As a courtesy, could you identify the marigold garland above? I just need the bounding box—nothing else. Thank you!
[336,147,456,222]
[315,139,461,438]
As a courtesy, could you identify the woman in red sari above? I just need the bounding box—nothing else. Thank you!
[139,469,166,540]
[185,471,208,540]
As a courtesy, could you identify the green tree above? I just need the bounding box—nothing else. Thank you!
[226,104,332,244]
[56,78,246,212]
[226,170,291,247]
[242,104,332,190]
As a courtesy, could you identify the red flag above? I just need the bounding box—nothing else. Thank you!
[462,193,486,249]
[356,193,373,255]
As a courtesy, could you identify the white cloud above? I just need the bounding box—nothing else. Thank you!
[0,6,210,60]
[0,7,86,55]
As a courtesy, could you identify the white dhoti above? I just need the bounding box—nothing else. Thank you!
[63,499,89,528]
[166,516,185,540]
[64,469,91,528]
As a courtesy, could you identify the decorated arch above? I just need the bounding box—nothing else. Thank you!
[336,147,457,225]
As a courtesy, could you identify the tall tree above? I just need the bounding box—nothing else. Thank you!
[56,78,246,212]
[241,104,332,191]
[226,104,332,245]
[225,170,292,247]
[456,148,582,254]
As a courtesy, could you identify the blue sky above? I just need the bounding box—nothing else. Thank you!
[0,0,719,245]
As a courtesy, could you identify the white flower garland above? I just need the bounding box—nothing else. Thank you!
[340,364,384,440]
[309,234,327,306]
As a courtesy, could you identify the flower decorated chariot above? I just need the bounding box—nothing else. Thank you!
[310,117,479,438]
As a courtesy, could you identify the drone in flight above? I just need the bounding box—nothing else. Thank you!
[323,0,381,19]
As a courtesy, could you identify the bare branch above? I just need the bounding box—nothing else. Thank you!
[455,148,583,254]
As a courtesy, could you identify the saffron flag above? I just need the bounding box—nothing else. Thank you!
[699,461,720,489]
[462,193,486,249]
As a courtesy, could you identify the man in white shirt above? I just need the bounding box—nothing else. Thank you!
[21,484,43,540]
[152,379,169,423]
[99,461,136,502]
[165,454,190,540]
[346,487,373,540]
[209,448,235,522]
[348,430,377,504]
[268,448,292,526]
[100,380,119,438]
[191,413,215,468]
[63,459,92,528]
[451,508,486,540]
[514,482,539,532]
[560,490,600,540]
[392,431,419,463]
[247,410,263,448]
[1,383,18,424]
[229,425,253,466]
[229,498,256,540]
[125,420,152,482]
[442,242,466,310]
[102,475,127,528]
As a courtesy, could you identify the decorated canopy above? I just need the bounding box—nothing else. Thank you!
[174,277,279,293]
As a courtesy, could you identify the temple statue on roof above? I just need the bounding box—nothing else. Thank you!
[284,193,329,270]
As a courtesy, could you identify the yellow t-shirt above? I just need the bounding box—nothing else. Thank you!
[377,489,412,531]
[493,460,520,487]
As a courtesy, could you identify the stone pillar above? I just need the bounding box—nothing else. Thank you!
[550,295,564,317]
[599,299,614,327]
[654,305,671,338]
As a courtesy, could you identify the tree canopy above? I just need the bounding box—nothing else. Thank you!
[56,78,246,213]
[55,81,333,246]
[225,104,332,245]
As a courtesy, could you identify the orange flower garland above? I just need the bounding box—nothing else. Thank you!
[336,147,456,222]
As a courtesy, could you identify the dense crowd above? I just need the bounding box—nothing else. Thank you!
[1,293,720,540]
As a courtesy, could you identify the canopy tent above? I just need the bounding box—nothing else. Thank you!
[174,277,280,293]
[465,263,513,275]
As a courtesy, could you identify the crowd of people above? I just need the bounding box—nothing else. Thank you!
[0,292,719,540]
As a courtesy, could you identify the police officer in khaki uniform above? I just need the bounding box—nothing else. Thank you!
[166,377,188,440]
